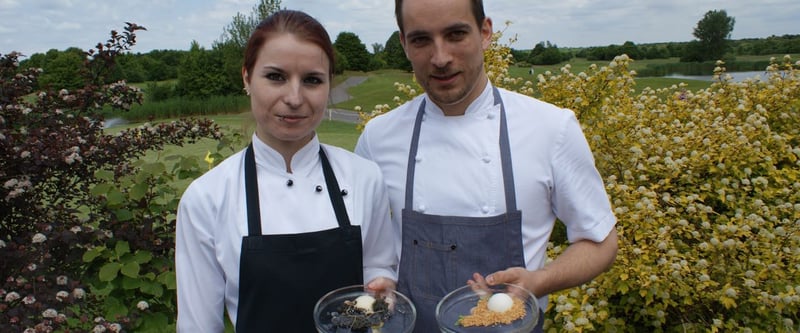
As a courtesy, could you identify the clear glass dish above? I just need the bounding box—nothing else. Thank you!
[314,284,416,333]
[435,283,539,333]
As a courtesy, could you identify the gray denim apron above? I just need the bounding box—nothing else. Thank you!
[236,143,363,332]
[398,87,543,332]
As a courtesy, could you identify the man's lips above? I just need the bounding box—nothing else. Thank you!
[431,72,459,84]
[277,115,307,123]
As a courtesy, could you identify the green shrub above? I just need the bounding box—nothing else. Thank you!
[1,24,226,332]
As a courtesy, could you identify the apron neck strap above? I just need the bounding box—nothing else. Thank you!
[404,86,518,212]
[244,143,351,236]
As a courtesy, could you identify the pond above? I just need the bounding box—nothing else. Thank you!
[664,71,772,83]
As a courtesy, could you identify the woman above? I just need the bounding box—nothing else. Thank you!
[175,10,398,332]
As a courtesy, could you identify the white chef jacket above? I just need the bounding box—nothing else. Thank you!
[176,134,398,332]
[355,82,616,309]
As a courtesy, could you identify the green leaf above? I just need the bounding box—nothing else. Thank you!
[89,280,114,296]
[90,183,112,196]
[133,250,154,264]
[114,208,134,221]
[121,261,141,278]
[122,276,143,290]
[99,263,122,282]
[141,281,164,297]
[82,246,107,262]
[138,312,170,332]
[106,188,125,206]
[94,169,115,181]
[130,182,149,200]
[158,271,177,290]
[104,296,128,319]
[115,241,131,256]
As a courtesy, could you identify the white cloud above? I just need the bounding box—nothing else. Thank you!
[2,0,798,57]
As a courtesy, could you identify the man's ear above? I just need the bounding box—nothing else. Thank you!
[481,17,494,50]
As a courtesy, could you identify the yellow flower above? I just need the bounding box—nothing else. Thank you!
[204,151,215,170]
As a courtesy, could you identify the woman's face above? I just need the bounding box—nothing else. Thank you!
[243,33,330,153]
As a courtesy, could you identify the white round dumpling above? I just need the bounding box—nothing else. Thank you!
[487,293,514,313]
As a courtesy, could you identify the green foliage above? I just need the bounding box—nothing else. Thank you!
[685,9,736,62]
[1,23,226,332]
[37,47,84,89]
[216,0,282,50]
[175,42,229,98]
[334,32,373,72]
[537,55,800,332]
[384,31,411,71]
[528,41,569,65]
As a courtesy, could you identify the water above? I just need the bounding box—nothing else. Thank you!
[664,71,772,83]
[102,117,128,128]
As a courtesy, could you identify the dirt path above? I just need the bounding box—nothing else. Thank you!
[327,76,367,124]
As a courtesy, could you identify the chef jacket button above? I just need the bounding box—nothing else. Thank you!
[482,156,491,163]
[286,179,294,187]
[341,189,348,196]
[418,205,426,212]
[315,185,323,192]
[487,113,495,120]
[482,205,490,214]
[415,155,422,162]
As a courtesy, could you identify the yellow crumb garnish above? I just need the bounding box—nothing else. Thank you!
[456,295,526,327]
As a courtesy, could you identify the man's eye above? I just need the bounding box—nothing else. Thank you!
[449,31,467,40]
[410,37,430,46]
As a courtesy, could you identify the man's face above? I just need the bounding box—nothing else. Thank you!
[399,0,492,116]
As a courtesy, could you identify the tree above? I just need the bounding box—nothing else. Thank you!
[528,41,564,65]
[217,0,282,50]
[176,0,282,99]
[334,32,372,72]
[691,9,735,62]
[384,31,411,71]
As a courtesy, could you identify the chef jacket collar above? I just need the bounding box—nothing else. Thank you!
[423,80,497,119]
[250,132,321,176]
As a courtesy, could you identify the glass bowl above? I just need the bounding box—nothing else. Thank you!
[435,283,539,332]
[314,285,416,333]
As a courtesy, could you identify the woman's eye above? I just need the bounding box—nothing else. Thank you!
[265,73,284,81]
[304,76,324,85]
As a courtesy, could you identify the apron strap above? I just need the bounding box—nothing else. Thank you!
[495,87,518,212]
[243,143,352,237]
[244,142,262,235]
[404,99,426,210]
[319,146,352,228]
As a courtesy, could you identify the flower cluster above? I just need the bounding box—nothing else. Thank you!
[540,55,799,331]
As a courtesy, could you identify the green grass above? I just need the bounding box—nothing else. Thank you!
[332,69,415,111]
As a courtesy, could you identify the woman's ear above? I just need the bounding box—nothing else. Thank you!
[242,68,250,95]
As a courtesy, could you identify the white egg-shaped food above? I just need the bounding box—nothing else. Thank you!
[354,295,376,313]
[487,293,514,313]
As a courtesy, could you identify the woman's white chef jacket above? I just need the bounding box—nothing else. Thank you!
[176,134,399,331]
[355,83,617,310]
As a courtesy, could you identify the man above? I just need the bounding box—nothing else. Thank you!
[354,0,618,331]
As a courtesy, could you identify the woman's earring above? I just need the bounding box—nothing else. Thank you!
[244,87,250,96]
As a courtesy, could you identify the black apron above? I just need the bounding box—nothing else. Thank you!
[236,143,363,332]
[397,87,543,332]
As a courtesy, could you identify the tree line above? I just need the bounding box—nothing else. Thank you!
[14,5,800,101]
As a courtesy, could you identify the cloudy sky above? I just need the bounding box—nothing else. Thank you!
[1,0,798,57]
